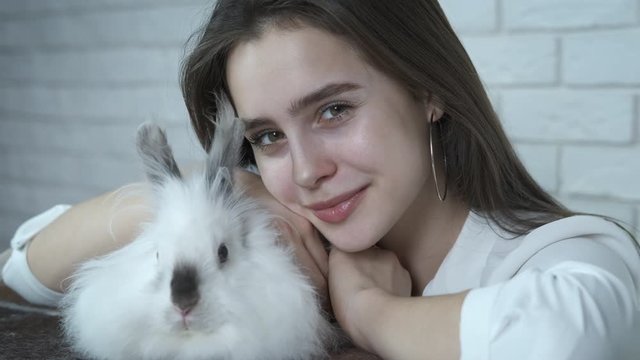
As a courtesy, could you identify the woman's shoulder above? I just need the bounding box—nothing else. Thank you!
[528,214,633,241]
[521,214,637,260]
[488,214,640,284]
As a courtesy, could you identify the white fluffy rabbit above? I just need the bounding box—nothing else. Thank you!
[61,97,338,360]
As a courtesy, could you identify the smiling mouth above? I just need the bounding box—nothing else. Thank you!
[308,186,367,224]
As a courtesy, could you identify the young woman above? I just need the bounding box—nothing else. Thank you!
[3,1,640,359]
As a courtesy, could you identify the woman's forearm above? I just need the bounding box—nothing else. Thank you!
[26,183,152,293]
[358,289,467,360]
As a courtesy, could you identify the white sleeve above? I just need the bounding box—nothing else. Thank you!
[2,205,71,307]
[460,238,640,360]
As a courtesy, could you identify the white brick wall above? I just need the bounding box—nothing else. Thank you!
[514,144,558,192]
[1,0,639,247]
[564,29,640,85]
[503,0,638,30]
[562,145,640,200]
[438,0,497,32]
[0,48,184,84]
[444,0,640,239]
[461,35,558,85]
[501,90,635,143]
[0,1,211,247]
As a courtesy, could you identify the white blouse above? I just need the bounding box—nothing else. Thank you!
[425,212,640,360]
[3,207,640,359]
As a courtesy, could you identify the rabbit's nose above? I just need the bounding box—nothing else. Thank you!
[171,264,200,314]
[173,293,200,315]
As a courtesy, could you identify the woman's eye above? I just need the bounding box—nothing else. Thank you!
[247,130,285,148]
[320,103,350,121]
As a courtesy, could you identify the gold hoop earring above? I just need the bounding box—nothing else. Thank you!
[429,114,448,202]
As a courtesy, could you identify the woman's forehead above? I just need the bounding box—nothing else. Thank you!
[225,26,372,117]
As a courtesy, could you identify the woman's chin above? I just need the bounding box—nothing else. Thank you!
[320,227,379,253]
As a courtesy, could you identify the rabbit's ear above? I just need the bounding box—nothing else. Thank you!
[212,167,233,198]
[136,123,182,186]
[205,94,245,192]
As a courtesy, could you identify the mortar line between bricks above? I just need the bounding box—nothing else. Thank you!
[561,194,640,206]
[0,144,202,165]
[555,36,562,86]
[0,80,182,90]
[556,145,563,197]
[0,175,134,194]
[0,43,188,54]
[634,95,640,143]
[563,84,640,90]
[0,143,139,158]
[493,83,640,90]
[549,193,636,205]
[500,23,639,35]
[0,2,209,21]
[0,109,188,125]
[495,0,504,33]
[513,139,640,147]
[0,145,138,160]
[494,92,503,120]
[0,177,116,196]
[0,117,190,130]
[0,115,188,127]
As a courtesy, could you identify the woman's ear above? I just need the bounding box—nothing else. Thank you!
[423,92,445,122]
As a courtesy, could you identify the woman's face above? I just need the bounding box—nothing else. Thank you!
[226,26,433,251]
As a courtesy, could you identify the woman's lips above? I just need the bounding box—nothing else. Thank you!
[308,187,367,224]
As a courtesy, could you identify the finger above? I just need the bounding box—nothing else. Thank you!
[273,219,328,289]
[280,211,330,278]
[300,227,329,278]
[286,227,331,308]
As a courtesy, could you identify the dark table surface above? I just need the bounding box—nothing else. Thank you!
[0,283,78,360]
[0,281,380,360]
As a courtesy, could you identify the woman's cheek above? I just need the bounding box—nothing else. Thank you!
[259,162,297,207]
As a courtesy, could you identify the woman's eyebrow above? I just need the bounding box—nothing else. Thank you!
[241,82,362,132]
[287,82,362,116]
[241,118,272,134]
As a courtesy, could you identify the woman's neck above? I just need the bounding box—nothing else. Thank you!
[379,187,469,296]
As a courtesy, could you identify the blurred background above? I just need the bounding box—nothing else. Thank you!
[0,0,639,247]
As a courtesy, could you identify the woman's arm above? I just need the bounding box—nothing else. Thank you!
[27,184,152,292]
[23,169,330,300]
[357,288,466,360]
[328,247,466,360]
[329,238,640,360]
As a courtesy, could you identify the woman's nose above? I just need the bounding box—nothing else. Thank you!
[290,139,336,189]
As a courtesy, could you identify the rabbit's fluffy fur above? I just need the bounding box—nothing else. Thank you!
[60,98,337,360]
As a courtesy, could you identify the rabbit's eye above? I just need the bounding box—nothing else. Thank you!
[218,244,229,264]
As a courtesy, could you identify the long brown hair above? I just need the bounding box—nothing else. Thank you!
[180,0,573,236]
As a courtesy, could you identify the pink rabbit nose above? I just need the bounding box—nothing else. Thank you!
[171,264,200,315]
[174,296,199,316]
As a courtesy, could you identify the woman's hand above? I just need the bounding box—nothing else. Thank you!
[234,169,330,308]
[328,247,412,350]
